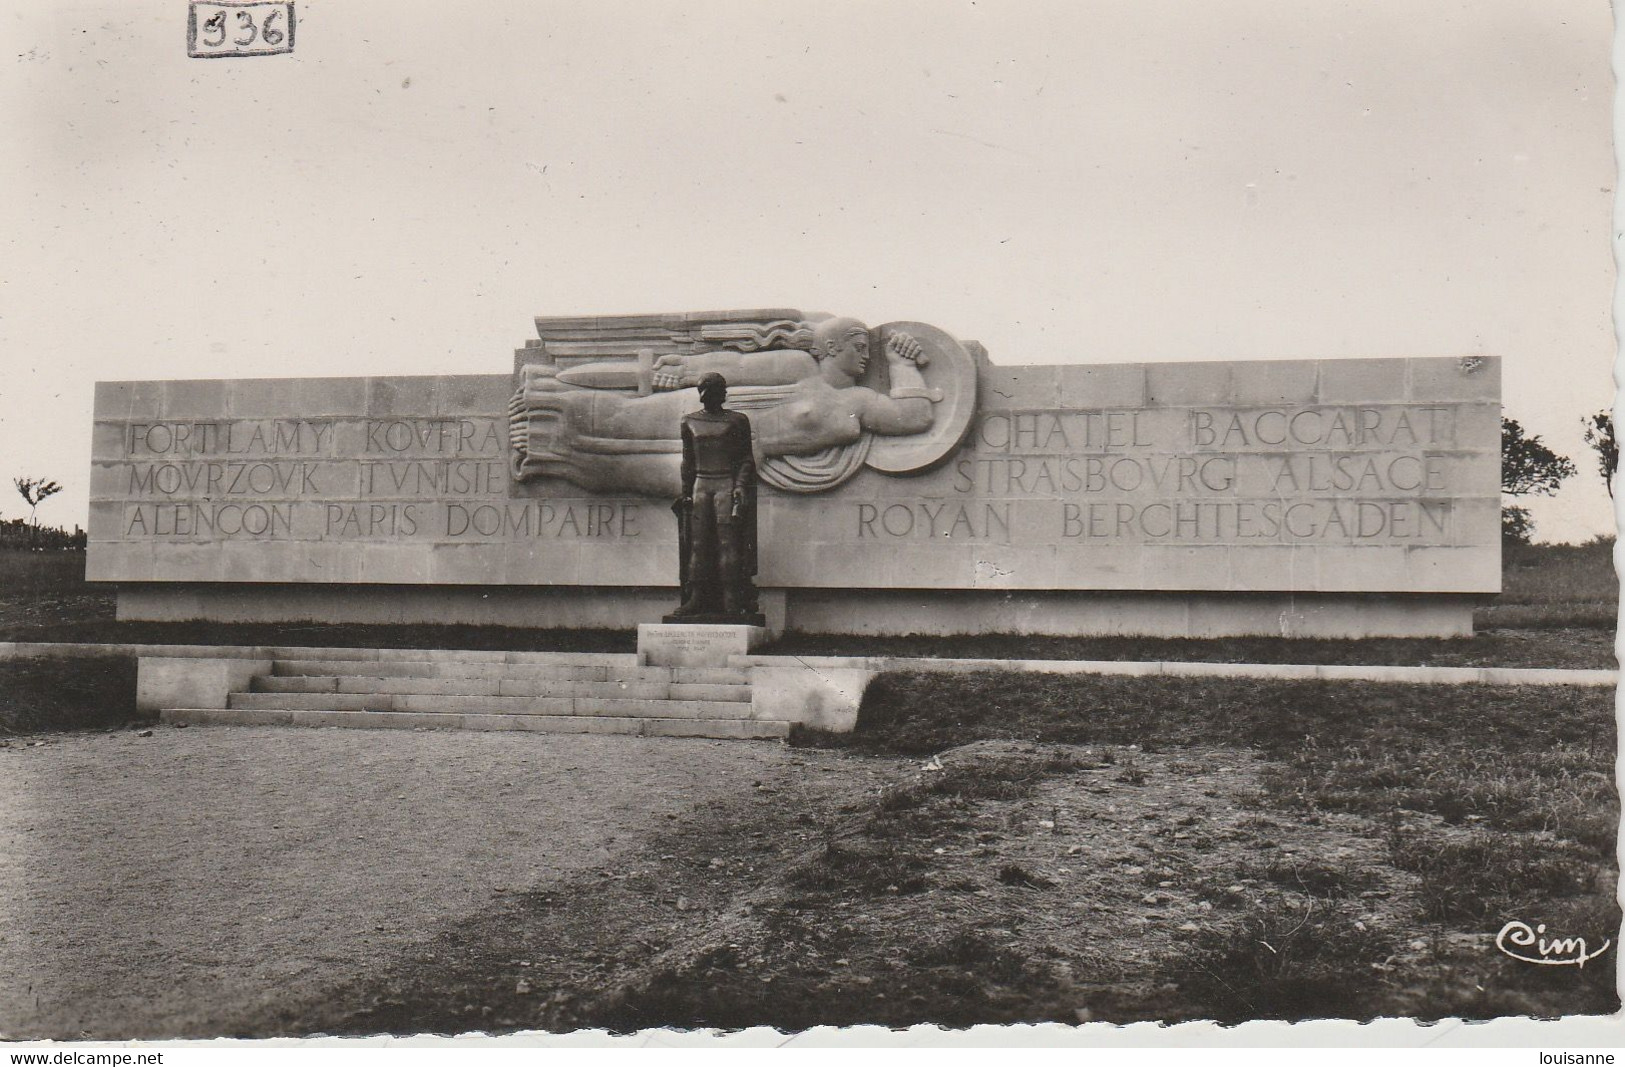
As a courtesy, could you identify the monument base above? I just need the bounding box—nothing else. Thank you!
[113,584,1484,640]
[638,623,771,667]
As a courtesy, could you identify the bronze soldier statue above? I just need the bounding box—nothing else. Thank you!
[667,373,762,623]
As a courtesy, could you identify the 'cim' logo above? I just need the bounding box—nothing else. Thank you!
[1495,921,1612,968]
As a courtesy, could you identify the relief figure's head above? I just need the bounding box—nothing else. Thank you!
[698,372,728,412]
[809,317,871,383]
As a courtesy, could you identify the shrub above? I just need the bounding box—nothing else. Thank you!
[0,655,142,734]
[1176,899,1397,1022]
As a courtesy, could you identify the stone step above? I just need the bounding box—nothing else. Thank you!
[230,692,393,711]
[269,660,750,686]
[670,667,751,685]
[260,648,637,667]
[162,707,791,740]
[227,691,759,720]
[269,659,592,681]
[250,675,750,702]
[668,682,750,702]
[257,675,494,696]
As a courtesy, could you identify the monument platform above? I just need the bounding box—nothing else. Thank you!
[132,643,1614,743]
[140,647,805,739]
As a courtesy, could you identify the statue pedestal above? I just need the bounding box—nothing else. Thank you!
[638,622,770,668]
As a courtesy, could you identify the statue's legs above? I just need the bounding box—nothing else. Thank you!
[677,477,730,614]
[717,515,744,615]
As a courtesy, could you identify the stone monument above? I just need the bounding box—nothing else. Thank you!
[87,309,1502,639]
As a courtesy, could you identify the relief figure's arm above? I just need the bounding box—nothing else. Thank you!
[858,332,935,435]
[652,349,819,390]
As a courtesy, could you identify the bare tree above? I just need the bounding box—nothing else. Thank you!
[13,477,63,550]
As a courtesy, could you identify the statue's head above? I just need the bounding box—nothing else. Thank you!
[809,317,871,380]
[698,372,727,411]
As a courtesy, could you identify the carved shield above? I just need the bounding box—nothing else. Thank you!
[863,321,982,475]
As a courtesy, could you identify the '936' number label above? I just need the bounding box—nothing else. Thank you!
[188,2,295,58]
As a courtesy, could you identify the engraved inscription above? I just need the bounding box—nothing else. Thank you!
[857,502,1011,540]
[127,419,330,455]
[86,364,1500,593]
[444,503,642,539]
[364,419,504,455]
[128,461,323,497]
[359,460,506,496]
[124,502,294,538]
[323,504,422,538]
[1188,406,1452,449]
[1057,500,1451,541]
[897,402,1474,547]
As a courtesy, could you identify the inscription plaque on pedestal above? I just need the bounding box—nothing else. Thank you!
[637,624,769,668]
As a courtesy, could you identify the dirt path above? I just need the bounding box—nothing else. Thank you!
[253,739,1425,1033]
[0,724,901,1040]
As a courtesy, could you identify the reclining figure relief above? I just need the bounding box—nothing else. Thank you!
[508,311,978,496]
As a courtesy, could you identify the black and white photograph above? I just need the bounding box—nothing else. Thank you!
[0,0,1619,1050]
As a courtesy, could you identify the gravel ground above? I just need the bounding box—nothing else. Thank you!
[0,724,859,1040]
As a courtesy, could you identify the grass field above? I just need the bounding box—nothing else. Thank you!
[1481,538,1619,629]
[725,675,1617,1025]
[0,655,136,737]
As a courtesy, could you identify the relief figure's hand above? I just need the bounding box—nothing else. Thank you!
[885,332,929,367]
[652,353,692,391]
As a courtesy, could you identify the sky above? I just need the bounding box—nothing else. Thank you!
[1,0,1617,543]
